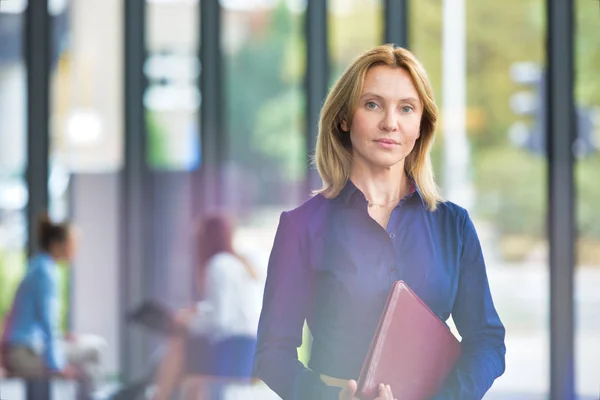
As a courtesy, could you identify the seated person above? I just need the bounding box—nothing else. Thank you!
[151,213,266,400]
[0,213,107,399]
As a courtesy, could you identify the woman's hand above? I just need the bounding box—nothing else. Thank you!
[173,306,198,330]
[338,379,359,400]
[56,364,79,380]
[375,383,396,400]
[338,380,397,400]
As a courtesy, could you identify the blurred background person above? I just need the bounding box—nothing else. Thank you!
[0,213,107,400]
[151,212,266,400]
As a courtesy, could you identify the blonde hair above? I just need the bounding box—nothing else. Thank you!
[313,44,443,211]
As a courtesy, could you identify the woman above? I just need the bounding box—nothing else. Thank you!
[1,213,106,399]
[253,44,506,400]
[152,213,264,400]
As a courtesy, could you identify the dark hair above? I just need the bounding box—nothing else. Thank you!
[198,213,257,280]
[37,212,70,252]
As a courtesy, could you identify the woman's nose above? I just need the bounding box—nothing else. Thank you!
[380,110,399,132]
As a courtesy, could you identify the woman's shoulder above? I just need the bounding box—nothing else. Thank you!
[28,253,55,273]
[434,200,468,217]
[430,200,472,228]
[207,252,260,277]
[280,193,333,229]
[23,254,56,287]
[207,252,241,270]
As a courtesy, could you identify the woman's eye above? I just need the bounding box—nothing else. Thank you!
[366,101,379,110]
[401,106,414,113]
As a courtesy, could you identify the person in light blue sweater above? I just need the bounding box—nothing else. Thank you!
[1,213,78,379]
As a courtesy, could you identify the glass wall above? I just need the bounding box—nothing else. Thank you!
[222,0,306,252]
[145,0,200,171]
[328,0,383,82]
[144,0,200,308]
[48,0,74,335]
[48,0,124,378]
[0,0,28,335]
[49,0,124,179]
[220,4,306,392]
[412,0,549,398]
[575,0,600,397]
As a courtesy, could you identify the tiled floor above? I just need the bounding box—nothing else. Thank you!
[0,379,76,400]
[2,379,596,400]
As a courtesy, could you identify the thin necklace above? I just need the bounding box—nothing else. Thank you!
[367,196,403,208]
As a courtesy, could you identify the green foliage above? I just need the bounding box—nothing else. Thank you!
[298,322,312,366]
[413,0,546,150]
[57,262,71,334]
[0,250,26,331]
[146,111,171,169]
[474,147,546,237]
[226,2,306,190]
[472,149,600,242]
[328,4,383,82]
[575,0,600,107]
[253,87,306,180]
[576,155,600,239]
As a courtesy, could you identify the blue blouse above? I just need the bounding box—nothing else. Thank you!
[253,180,506,399]
[4,253,65,371]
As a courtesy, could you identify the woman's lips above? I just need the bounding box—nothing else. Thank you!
[374,139,398,148]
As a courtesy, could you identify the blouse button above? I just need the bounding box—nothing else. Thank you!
[389,232,396,239]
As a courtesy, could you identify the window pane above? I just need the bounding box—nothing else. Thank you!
[412,0,548,397]
[0,0,28,336]
[328,0,383,81]
[48,0,124,378]
[575,0,600,397]
[222,3,306,393]
[223,0,306,216]
[145,0,200,171]
[49,0,124,179]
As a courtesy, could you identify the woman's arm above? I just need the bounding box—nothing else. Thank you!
[186,258,227,337]
[36,269,66,372]
[253,212,341,400]
[434,211,506,400]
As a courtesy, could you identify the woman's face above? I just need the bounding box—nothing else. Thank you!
[53,229,78,263]
[63,230,77,262]
[343,65,423,172]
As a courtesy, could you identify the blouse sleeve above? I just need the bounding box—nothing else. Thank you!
[253,212,342,400]
[187,256,227,337]
[433,211,506,400]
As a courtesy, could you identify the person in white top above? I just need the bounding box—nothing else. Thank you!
[152,213,265,400]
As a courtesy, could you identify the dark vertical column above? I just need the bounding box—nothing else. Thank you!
[547,0,575,398]
[199,0,224,208]
[384,0,409,48]
[122,0,149,382]
[305,0,328,195]
[25,0,50,256]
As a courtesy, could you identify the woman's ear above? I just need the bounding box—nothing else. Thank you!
[341,119,348,132]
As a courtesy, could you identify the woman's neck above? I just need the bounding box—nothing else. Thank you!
[46,248,63,263]
[350,161,409,206]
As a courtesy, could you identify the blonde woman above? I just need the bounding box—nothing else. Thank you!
[253,44,506,400]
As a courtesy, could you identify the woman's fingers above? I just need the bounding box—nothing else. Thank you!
[339,379,358,400]
[377,383,395,400]
[387,384,396,400]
